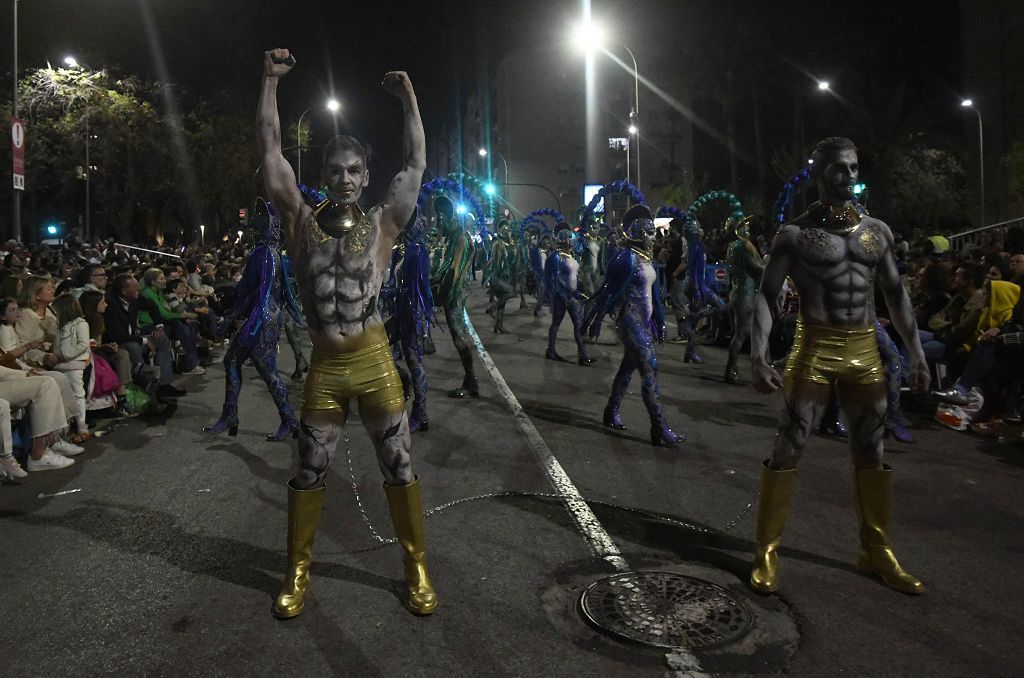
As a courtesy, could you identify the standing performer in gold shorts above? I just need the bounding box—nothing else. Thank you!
[258,48,435,618]
[748,137,930,595]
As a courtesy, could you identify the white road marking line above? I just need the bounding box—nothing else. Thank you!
[464,309,629,572]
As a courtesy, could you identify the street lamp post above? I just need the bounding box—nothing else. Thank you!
[11,0,20,242]
[297,99,340,186]
[961,99,985,227]
[572,20,642,191]
[65,56,92,240]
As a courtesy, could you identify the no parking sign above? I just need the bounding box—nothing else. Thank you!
[11,117,26,190]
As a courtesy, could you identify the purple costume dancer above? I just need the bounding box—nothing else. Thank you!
[544,224,596,366]
[583,205,685,447]
[204,199,303,441]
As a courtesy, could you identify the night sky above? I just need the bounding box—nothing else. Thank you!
[6,0,963,190]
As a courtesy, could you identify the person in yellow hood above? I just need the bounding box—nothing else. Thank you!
[937,279,1021,404]
[963,280,1021,352]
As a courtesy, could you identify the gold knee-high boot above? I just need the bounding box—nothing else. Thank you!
[854,465,924,595]
[273,481,326,619]
[384,477,438,615]
[750,461,797,593]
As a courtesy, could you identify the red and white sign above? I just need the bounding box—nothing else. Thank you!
[11,117,26,191]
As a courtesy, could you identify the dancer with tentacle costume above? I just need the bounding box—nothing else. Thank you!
[258,49,436,618]
[487,220,517,334]
[431,195,478,399]
[583,205,685,447]
[204,198,303,441]
[724,216,764,384]
[544,223,596,365]
[396,213,437,431]
[748,137,929,597]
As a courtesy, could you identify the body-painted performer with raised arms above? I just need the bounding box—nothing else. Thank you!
[748,137,929,596]
[204,199,303,441]
[258,49,436,618]
[583,205,685,447]
[544,224,596,365]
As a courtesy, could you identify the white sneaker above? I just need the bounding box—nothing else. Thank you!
[0,455,28,479]
[27,448,75,472]
[182,366,207,376]
[51,439,85,457]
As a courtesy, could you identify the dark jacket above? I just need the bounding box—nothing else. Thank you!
[103,294,143,346]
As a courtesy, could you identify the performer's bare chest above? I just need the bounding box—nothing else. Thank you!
[795,222,884,270]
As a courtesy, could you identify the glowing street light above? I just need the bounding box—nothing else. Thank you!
[63,56,79,69]
[961,97,985,226]
[484,182,497,196]
[455,203,468,215]
[628,125,638,135]
[478,147,487,158]
[817,81,830,91]
[297,99,342,184]
[571,20,606,54]
[199,223,206,245]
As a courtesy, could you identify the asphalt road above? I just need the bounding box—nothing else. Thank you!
[3,285,1023,677]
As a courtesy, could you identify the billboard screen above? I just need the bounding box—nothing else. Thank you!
[583,184,604,213]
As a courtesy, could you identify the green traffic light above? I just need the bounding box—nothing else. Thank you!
[853,183,866,195]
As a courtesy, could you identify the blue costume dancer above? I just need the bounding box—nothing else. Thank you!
[676,219,725,364]
[396,214,437,431]
[584,205,685,447]
[204,199,304,441]
[544,224,596,365]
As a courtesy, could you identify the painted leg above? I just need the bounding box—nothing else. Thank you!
[204,343,243,435]
[725,301,751,384]
[603,352,633,430]
[682,320,703,364]
[750,384,826,593]
[285,319,307,381]
[360,406,437,615]
[876,326,914,443]
[402,339,430,433]
[273,411,344,619]
[567,299,595,365]
[636,343,685,446]
[839,382,922,594]
[445,304,478,399]
[818,389,848,437]
[546,299,569,362]
[252,345,299,441]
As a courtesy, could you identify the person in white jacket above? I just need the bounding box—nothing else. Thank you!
[52,293,92,442]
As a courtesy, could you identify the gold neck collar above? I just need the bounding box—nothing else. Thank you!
[811,201,862,234]
[314,201,366,233]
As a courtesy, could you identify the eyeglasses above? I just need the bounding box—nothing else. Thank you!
[91,273,108,278]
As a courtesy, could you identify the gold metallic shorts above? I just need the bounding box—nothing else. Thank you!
[302,325,405,417]
[784,319,884,391]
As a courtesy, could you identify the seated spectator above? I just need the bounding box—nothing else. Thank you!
[936,279,1022,404]
[79,290,133,416]
[75,263,108,298]
[51,293,92,443]
[16,275,59,366]
[0,365,81,472]
[138,268,205,376]
[104,273,185,399]
[912,262,952,329]
[0,397,27,479]
[919,264,985,360]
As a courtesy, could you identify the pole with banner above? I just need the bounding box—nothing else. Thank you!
[12,117,26,191]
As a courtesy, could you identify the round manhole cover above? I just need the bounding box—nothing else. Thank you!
[578,571,753,650]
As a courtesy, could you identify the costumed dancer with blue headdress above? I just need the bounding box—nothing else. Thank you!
[578,223,604,299]
[583,205,685,447]
[544,223,596,365]
[528,228,548,317]
[431,195,478,398]
[204,198,303,441]
[724,216,764,384]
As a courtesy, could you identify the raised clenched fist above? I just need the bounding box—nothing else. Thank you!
[382,71,414,98]
[264,49,296,78]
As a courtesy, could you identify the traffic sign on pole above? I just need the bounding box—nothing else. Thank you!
[11,117,26,191]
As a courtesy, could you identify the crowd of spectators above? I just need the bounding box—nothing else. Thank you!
[0,236,250,479]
